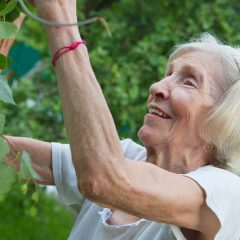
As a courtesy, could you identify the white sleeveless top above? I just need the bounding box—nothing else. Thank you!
[52,139,240,240]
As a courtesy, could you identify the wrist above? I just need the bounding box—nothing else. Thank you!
[45,27,82,56]
[33,2,83,55]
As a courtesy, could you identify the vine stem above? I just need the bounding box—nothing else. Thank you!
[17,0,112,36]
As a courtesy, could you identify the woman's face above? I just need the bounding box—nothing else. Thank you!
[138,50,225,148]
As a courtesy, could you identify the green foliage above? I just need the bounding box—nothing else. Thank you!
[5,7,20,22]
[0,137,9,160]
[0,21,17,39]
[0,187,74,240]
[3,67,66,141]
[0,165,16,194]
[0,0,18,16]
[0,0,35,42]
[0,53,8,70]
[0,164,16,194]
[19,152,39,180]
[0,77,15,104]
[0,113,6,133]
[0,136,16,195]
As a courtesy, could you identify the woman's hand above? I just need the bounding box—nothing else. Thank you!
[4,136,53,185]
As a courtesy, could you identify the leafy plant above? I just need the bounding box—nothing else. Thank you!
[0,75,41,216]
[0,0,41,208]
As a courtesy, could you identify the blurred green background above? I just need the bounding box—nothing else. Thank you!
[1,0,240,239]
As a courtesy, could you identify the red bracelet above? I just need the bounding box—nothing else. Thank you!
[52,40,87,66]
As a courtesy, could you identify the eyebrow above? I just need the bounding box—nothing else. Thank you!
[167,62,204,84]
[182,65,204,84]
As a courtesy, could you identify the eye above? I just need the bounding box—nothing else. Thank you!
[183,78,197,88]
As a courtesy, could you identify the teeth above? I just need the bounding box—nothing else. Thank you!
[149,108,169,118]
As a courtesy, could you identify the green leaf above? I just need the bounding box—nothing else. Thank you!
[19,152,39,180]
[0,53,8,70]
[20,183,28,194]
[31,191,39,202]
[0,137,9,162]
[0,163,16,194]
[28,206,37,217]
[0,194,6,202]
[0,78,16,105]
[0,21,17,39]
[0,0,18,17]
[0,2,7,14]
[5,8,20,22]
[0,113,5,134]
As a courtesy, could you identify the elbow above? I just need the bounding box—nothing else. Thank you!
[78,172,107,202]
[75,156,127,204]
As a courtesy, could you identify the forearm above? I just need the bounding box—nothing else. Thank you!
[40,8,126,194]
[4,136,53,185]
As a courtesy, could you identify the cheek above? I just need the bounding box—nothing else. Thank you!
[171,88,198,120]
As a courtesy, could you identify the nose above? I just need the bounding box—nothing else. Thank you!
[149,79,170,99]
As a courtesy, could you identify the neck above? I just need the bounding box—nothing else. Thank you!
[146,141,212,174]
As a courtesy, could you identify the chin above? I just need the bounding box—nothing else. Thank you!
[138,126,157,147]
[138,125,170,147]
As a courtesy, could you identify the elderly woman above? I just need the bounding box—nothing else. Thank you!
[3,1,240,240]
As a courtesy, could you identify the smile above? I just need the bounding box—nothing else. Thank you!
[149,107,171,119]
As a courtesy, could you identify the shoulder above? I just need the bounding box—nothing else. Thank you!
[183,165,240,239]
[184,165,240,195]
[184,165,240,209]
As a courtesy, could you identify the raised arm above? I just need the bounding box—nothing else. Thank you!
[34,0,125,190]
[4,136,53,185]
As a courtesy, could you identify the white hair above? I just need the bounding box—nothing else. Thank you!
[169,33,240,173]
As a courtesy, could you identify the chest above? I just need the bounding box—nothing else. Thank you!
[107,209,140,225]
[108,210,205,240]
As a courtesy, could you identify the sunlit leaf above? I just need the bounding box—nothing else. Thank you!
[0,163,16,194]
[0,78,16,105]
[20,183,28,194]
[31,191,39,202]
[28,206,37,217]
[19,152,39,180]
[0,21,17,39]
[0,137,9,162]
